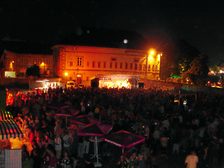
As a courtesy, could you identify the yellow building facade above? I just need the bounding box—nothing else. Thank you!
[1,50,53,78]
[0,45,161,87]
[52,45,161,86]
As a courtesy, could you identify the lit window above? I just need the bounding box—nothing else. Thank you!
[77,56,83,67]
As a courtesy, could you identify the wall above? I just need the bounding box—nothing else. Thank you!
[53,45,160,86]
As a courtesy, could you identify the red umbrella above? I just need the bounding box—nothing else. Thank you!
[54,113,72,117]
[69,115,98,127]
[103,130,145,153]
[78,123,113,137]
[78,122,113,167]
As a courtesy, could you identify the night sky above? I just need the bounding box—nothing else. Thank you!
[0,0,224,64]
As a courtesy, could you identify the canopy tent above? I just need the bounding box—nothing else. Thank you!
[0,119,23,140]
[0,109,23,140]
[104,130,145,154]
[69,115,98,127]
[0,87,23,168]
[78,123,113,137]
[0,110,13,121]
[78,123,113,167]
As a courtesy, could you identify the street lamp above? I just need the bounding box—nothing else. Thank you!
[9,61,14,71]
[64,71,69,77]
[145,48,156,80]
[40,62,46,75]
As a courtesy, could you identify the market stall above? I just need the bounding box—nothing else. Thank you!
[0,87,24,168]
[103,130,145,154]
[78,123,113,167]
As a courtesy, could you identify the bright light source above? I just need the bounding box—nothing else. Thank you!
[9,61,14,70]
[77,74,82,77]
[148,48,156,56]
[40,62,45,67]
[123,39,128,44]
[64,72,68,77]
[157,54,161,61]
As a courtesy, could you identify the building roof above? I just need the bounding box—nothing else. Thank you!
[52,45,147,56]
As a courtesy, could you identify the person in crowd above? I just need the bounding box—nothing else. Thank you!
[62,129,72,153]
[54,133,63,159]
[81,154,94,168]
[7,87,224,168]
[185,150,199,168]
[59,150,73,168]
[42,145,57,168]
[117,155,129,168]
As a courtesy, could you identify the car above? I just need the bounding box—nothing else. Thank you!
[66,81,76,88]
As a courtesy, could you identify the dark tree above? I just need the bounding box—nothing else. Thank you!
[26,64,40,78]
[176,40,201,74]
[183,54,209,85]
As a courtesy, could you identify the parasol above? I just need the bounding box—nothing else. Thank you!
[69,115,98,128]
[104,130,145,154]
[0,119,23,140]
[78,123,113,167]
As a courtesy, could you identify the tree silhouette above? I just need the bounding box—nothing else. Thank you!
[183,54,209,85]
[26,64,40,78]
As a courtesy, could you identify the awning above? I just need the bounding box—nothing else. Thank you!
[0,110,13,120]
[104,130,145,149]
[0,119,23,140]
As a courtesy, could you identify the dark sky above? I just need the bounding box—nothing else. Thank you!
[1,0,224,64]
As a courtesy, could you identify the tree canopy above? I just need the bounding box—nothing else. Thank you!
[182,54,209,85]
[26,64,40,78]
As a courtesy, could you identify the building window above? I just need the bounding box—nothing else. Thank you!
[87,61,89,67]
[130,63,133,69]
[69,61,73,67]
[115,62,117,69]
[148,65,151,71]
[139,64,142,71]
[110,62,112,69]
[98,62,101,68]
[143,65,146,71]
[103,62,106,68]
[92,61,95,68]
[134,63,137,70]
[77,56,83,67]
[125,63,128,69]
[120,63,123,69]
[152,65,154,71]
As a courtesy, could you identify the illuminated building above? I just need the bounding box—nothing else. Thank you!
[0,50,53,78]
[0,45,162,87]
[52,45,161,87]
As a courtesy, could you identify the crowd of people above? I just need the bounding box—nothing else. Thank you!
[6,86,224,168]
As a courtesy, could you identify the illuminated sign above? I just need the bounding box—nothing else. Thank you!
[4,71,16,78]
